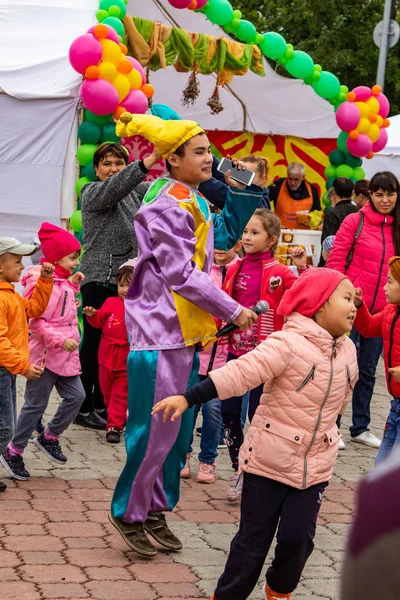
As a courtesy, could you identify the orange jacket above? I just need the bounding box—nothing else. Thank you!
[0,276,53,375]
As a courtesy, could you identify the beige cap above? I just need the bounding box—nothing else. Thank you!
[0,237,38,257]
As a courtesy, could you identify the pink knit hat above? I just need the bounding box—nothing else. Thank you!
[278,268,347,317]
[38,222,81,263]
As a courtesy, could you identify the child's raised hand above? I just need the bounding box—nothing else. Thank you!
[83,306,97,318]
[354,287,363,308]
[62,338,79,353]
[291,246,307,269]
[151,395,189,422]
[389,366,400,382]
[71,271,85,286]
[40,262,55,279]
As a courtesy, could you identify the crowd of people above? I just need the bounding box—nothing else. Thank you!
[0,107,400,600]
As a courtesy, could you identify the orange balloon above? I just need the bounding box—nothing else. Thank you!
[114,106,126,120]
[372,84,382,95]
[188,0,198,7]
[369,114,377,123]
[383,118,390,128]
[94,24,108,39]
[141,84,155,99]
[85,65,100,79]
[347,91,356,102]
[349,130,359,140]
[118,60,133,74]
[366,151,374,159]
[120,43,128,56]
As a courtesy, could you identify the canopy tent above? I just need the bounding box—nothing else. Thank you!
[0,0,340,244]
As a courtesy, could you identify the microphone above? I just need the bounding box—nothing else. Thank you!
[216,300,269,338]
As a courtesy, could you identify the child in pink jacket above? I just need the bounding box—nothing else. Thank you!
[153,268,358,600]
[1,223,85,481]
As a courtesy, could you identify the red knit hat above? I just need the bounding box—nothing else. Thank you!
[278,268,347,317]
[38,222,81,263]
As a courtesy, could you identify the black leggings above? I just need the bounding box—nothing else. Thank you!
[221,352,263,470]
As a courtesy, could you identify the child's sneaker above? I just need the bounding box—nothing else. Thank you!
[106,428,122,443]
[263,584,291,599]
[0,449,30,480]
[33,433,67,465]
[180,453,191,479]
[226,471,243,502]
[196,461,217,484]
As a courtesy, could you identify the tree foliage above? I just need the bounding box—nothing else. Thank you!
[231,0,400,115]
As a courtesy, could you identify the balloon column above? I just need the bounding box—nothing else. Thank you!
[68,0,156,233]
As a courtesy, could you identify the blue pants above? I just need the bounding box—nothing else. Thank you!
[188,398,222,465]
[349,327,383,438]
[375,398,400,465]
[0,367,16,456]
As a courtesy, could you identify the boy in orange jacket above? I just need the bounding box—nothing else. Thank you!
[0,237,54,491]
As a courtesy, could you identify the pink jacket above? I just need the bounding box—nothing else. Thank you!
[23,266,81,377]
[210,312,358,489]
[327,202,394,314]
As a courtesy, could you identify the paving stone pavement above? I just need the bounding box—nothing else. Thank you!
[0,361,389,600]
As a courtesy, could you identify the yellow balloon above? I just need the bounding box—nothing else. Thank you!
[368,123,380,143]
[126,68,142,90]
[376,115,384,127]
[112,73,130,102]
[357,117,370,134]
[98,61,117,82]
[366,96,380,114]
[355,101,370,119]
[101,39,122,66]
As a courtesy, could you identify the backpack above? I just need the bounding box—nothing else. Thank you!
[345,212,364,272]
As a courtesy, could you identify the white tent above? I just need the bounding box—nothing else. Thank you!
[0,0,339,243]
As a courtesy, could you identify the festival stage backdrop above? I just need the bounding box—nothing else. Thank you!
[122,132,336,198]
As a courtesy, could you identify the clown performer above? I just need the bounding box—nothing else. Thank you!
[109,112,264,556]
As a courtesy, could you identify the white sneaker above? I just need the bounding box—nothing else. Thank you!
[352,431,381,448]
[338,438,346,450]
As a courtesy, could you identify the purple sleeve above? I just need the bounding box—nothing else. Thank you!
[147,206,242,323]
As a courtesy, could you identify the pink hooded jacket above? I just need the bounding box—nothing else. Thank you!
[210,312,358,489]
[22,266,81,377]
[327,201,394,314]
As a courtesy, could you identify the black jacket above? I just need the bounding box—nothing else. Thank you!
[318,199,358,266]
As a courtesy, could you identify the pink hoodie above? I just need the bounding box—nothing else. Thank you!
[209,312,358,489]
[22,266,81,377]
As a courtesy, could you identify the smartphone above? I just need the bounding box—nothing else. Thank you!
[217,157,256,187]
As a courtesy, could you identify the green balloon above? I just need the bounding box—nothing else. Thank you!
[75,177,91,197]
[345,154,362,168]
[353,166,366,181]
[85,161,98,181]
[84,110,113,126]
[326,177,334,190]
[235,20,257,43]
[102,16,125,37]
[99,0,127,19]
[255,33,264,45]
[77,144,97,167]
[101,123,120,144]
[260,32,286,60]
[203,0,234,26]
[324,164,336,179]
[96,9,108,21]
[329,149,345,166]
[70,210,82,233]
[311,71,341,100]
[337,131,349,155]
[285,50,314,79]
[336,164,354,178]
[78,121,101,145]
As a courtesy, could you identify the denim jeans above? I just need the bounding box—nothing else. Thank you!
[375,398,400,465]
[188,375,222,464]
[0,367,17,455]
[349,326,383,438]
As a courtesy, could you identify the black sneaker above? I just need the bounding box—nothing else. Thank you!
[144,513,183,550]
[106,428,122,444]
[0,480,7,492]
[0,450,30,481]
[74,411,107,430]
[33,434,67,465]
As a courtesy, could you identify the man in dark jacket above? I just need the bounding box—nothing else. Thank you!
[318,177,358,266]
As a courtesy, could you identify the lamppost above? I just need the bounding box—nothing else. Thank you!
[374,0,399,90]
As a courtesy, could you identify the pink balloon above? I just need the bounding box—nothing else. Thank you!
[87,24,119,45]
[376,93,390,118]
[352,86,372,102]
[69,34,102,75]
[120,89,148,115]
[346,134,373,158]
[168,0,192,7]
[126,56,146,86]
[195,0,209,6]
[81,79,119,115]
[336,102,360,132]
[372,128,388,153]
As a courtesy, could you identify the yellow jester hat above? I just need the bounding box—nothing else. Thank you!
[116,112,205,158]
